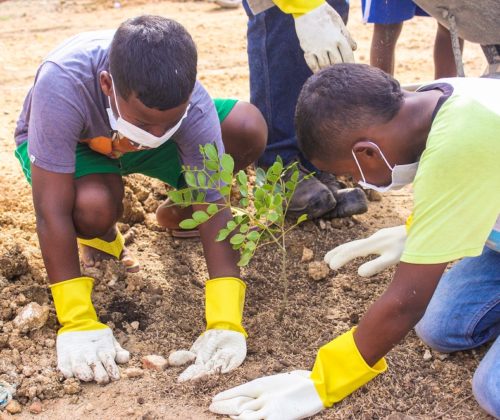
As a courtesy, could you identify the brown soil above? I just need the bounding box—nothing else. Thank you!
[0,1,492,419]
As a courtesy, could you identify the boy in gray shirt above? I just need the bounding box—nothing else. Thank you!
[15,15,266,385]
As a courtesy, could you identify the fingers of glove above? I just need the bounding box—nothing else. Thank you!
[112,338,130,364]
[304,53,320,73]
[316,51,333,70]
[177,362,208,382]
[336,41,355,63]
[169,350,196,367]
[212,380,262,402]
[57,352,74,379]
[232,407,269,420]
[324,241,373,270]
[71,355,94,382]
[326,48,343,65]
[90,358,111,385]
[98,350,120,381]
[357,253,400,277]
[209,396,254,415]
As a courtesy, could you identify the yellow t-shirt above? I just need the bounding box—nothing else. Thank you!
[401,78,500,264]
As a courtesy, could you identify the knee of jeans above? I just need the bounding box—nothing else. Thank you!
[415,317,456,353]
[472,364,500,418]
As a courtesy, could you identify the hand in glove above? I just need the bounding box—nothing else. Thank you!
[169,277,247,382]
[50,277,130,384]
[324,225,407,277]
[210,329,386,420]
[294,2,356,72]
[210,370,324,420]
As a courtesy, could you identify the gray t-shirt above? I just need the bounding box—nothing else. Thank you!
[15,30,224,200]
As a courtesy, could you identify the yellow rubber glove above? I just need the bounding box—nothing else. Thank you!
[311,328,387,406]
[169,277,247,382]
[50,277,129,383]
[272,0,325,17]
[205,276,247,337]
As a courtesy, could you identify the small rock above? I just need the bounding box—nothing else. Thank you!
[5,400,22,414]
[123,367,144,378]
[22,366,35,377]
[329,218,344,229]
[142,355,168,371]
[84,403,94,413]
[318,219,327,230]
[63,378,81,395]
[29,401,42,414]
[13,303,49,332]
[423,349,433,361]
[137,397,145,405]
[44,338,55,348]
[130,321,139,330]
[168,350,195,367]
[366,189,382,202]
[301,247,314,263]
[308,261,330,281]
[437,353,449,361]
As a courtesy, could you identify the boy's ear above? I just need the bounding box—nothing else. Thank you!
[99,71,112,97]
[352,140,380,160]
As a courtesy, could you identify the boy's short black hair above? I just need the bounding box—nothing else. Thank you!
[295,63,404,162]
[109,15,197,110]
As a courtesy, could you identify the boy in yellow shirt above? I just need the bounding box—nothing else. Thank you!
[209,64,500,418]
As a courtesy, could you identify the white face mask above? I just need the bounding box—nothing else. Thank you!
[106,76,190,149]
[352,141,419,193]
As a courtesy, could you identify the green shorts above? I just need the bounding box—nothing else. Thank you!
[15,98,238,187]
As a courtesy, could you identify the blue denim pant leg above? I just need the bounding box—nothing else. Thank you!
[415,247,500,418]
[242,0,349,168]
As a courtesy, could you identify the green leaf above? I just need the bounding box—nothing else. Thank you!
[270,160,283,176]
[255,167,266,186]
[192,210,209,223]
[297,214,308,224]
[195,192,206,203]
[230,234,245,245]
[204,143,218,161]
[221,154,235,174]
[247,230,260,242]
[227,220,237,230]
[267,211,279,223]
[184,172,197,187]
[237,170,248,186]
[220,185,231,197]
[239,223,249,233]
[216,228,230,241]
[168,190,183,204]
[273,194,283,208]
[197,172,207,188]
[237,252,252,267]
[220,170,233,184]
[290,169,299,183]
[245,240,256,251]
[206,160,219,171]
[207,203,218,215]
[179,219,199,229]
[239,197,249,207]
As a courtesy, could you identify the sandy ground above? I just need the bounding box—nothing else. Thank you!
[0,0,493,419]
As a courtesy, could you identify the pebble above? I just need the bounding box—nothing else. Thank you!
[29,401,42,414]
[318,219,327,230]
[12,303,49,332]
[168,350,195,367]
[63,378,81,395]
[142,355,168,371]
[308,261,330,281]
[5,400,22,414]
[300,247,314,263]
[130,321,140,330]
[423,349,433,361]
[437,353,449,361]
[123,367,144,378]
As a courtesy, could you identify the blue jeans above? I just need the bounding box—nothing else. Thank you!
[242,0,349,168]
[415,247,500,418]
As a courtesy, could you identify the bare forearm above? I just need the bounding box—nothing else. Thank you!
[36,213,81,283]
[353,262,447,366]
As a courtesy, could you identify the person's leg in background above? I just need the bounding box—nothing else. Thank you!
[242,0,367,219]
[370,22,404,75]
[415,247,500,418]
[433,22,464,78]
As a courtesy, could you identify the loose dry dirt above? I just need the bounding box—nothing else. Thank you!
[0,0,492,419]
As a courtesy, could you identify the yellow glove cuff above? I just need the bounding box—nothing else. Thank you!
[77,231,124,260]
[310,328,387,407]
[50,277,108,335]
[205,277,247,338]
[272,0,325,17]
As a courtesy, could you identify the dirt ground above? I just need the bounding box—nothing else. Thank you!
[0,0,493,419]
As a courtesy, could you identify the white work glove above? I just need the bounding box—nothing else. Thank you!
[324,225,407,277]
[57,328,130,384]
[210,370,324,420]
[169,329,246,382]
[294,2,356,72]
